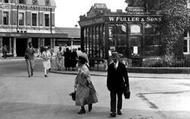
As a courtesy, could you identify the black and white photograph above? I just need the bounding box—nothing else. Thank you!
[0,0,190,119]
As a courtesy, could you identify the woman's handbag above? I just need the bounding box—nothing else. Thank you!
[69,91,76,101]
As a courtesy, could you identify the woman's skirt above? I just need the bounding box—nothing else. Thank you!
[43,60,51,70]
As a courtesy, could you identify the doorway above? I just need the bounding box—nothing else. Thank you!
[16,38,27,56]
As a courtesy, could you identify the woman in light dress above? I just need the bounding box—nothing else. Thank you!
[41,46,51,77]
[74,54,98,114]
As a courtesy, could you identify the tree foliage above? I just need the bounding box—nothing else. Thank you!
[160,0,190,60]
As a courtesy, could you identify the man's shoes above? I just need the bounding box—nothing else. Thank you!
[88,104,92,112]
[44,75,48,77]
[110,112,116,117]
[117,110,122,115]
[77,108,86,114]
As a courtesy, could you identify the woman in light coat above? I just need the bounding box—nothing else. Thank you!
[74,55,98,114]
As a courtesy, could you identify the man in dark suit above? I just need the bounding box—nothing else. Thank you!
[107,52,130,117]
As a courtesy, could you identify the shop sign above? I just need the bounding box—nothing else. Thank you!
[79,18,104,26]
[108,16,162,22]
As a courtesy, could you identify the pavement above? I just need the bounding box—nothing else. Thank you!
[1,56,190,79]
[0,57,25,63]
[1,57,190,119]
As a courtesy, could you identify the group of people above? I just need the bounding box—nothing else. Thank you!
[73,51,130,117]
[24,42,130,117]
[56,47,78,71]
[24,42,52,77]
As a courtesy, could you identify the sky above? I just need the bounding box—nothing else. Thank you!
[55,0,127,28]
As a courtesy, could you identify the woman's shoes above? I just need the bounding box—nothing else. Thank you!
[88,104,92,112]
[44,75,48,77]
[77,108,86,114]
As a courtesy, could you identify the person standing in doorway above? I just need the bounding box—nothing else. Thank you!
[2,45,8,59]
[107,52,130,117]
[25,42,35,77]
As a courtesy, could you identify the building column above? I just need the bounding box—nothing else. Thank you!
[28,38,32,45]
[41,38,45,46]
[0,37,2,57]
[9,38,12,54]
[51,38,55,49]
[13,38,17,57]
[38,38,41,48]
[105,23,109,59]
[80,27,84,52]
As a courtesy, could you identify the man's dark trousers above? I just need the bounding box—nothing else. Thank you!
[110,90,123,113]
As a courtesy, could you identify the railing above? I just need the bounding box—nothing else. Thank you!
[50,55,190,72]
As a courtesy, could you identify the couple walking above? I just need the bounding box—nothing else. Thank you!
[74,52,130,117]
[25,42,52,77]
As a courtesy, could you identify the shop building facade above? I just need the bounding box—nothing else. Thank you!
[79,2,162,66]
[79,1,190,67]
[0,0,66,57]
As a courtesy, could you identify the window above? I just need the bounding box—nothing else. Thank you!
[32,13,37,26]
[19,0,25,4]
[44,14,50,26]
[187,0,190,8]
[18,12,24,26]
[130,24,141,34]
[3,11,9,25]
[4,0,9,3]
[184,31,190,54]
[32,0,38,5]
[144,36,161,56]
[45,0,50,6]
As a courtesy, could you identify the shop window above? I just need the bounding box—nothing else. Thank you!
[184,39,188,52]
[145,24,154,34]
[19,0,25,4]
[130,24,141,34]
[129,37,142,56]
[144,36,161,56]
[18,12,24,26]
[4,0,9,3]
[44,14,50,26]
[184,31,190,54]
[108,25,115,47]
[32,13,37,26]
[3,11,9,25]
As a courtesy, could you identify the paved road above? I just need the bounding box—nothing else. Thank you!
[0,59,43,76]
[0,60,190,119]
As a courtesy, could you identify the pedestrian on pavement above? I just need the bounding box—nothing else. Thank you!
[70,49,78,71]
[56,46,63,71]
[25,42,35,77]
[41,46,51,77]
[74,54,98,114]
[107,52,130,117]
[64,48,71,71]
[46,46,52,71]
[2,45,8,59]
